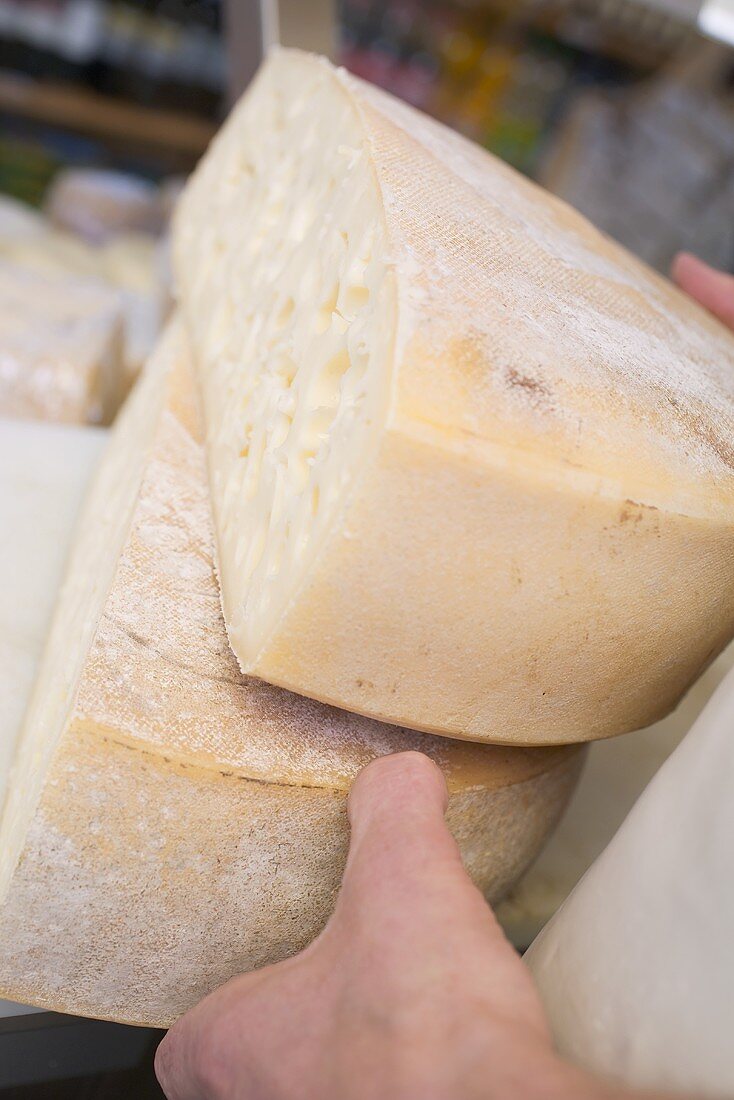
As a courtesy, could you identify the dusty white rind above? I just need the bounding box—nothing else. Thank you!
[0,320,582,1027]
[174,50,734,746]
[0,261,124,425]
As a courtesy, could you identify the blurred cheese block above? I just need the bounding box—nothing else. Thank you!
[0,195,45,243]
[100,233,167,388]
[0,418,106,804]
[175,49,734,747]
[0,320,581,1026]
[0,262,124,424]
[525,662,734,1098]
[45,169,162,243]
[0,228,163,394]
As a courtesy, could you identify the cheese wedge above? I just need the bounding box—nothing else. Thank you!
[174,49,734,746]
[0,319,582,1027]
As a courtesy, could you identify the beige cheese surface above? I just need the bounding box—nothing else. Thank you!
[0,320,582,1026]
[175,50,734,746]
[0,261,124,424]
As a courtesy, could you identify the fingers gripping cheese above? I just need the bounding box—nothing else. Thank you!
[0,320,582,1027]
[174,50,734,746]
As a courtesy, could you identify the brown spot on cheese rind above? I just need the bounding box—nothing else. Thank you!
[506,368,552,399]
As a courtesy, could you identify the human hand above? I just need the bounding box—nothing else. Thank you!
[673,252,734,332]
[155,751,683,1100]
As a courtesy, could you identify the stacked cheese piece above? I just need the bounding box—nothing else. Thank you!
[0,262,123,425]
[0,322,582,1025]
[0,193,166,424]
[0,49,733,1030]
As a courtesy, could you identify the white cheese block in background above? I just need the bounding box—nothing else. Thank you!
[525,665,734,1099]
[44,168,163,243]
[175,49,734,748]
[0,319,582,1027]
[0,419,106,801]
[0,262,124,425]
[0,195,45,243]
[0,229,164,395]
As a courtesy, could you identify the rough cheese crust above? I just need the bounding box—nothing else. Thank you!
[0,261,124,424]
[174,50,734,746]
[0,319,582,1026]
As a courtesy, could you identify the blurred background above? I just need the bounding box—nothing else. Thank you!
[0,1,730,272]
[0,0,731,418]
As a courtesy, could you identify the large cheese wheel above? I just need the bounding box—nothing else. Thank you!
[525,666,734,1098]
[174,49,734,746]
[0,319,582,1027]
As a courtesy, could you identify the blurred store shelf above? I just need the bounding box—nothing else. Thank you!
[0,72,215,157]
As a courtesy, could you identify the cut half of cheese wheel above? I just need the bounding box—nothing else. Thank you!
[0,318,582,1027]
[174,49,734,746]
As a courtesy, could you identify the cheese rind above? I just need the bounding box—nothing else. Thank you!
[0,319,582,1026]
[175,49,734,746]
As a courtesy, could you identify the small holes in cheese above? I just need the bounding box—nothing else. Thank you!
[184,60,393,658]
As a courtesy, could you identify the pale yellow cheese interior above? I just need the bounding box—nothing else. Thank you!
[177,57,395,663]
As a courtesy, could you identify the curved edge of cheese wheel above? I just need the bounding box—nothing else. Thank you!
[0,728,582,1028]
[0,317,584,1025]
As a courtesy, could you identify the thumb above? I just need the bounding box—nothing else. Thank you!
[334,752,496,950]
[672,252,734,331]
[331,752,548,1039]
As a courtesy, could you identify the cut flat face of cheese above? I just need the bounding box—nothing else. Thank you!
[0,318,583,1027]
[0,261,124,425]
[174,49,734,746]
[525,665,734,1098]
